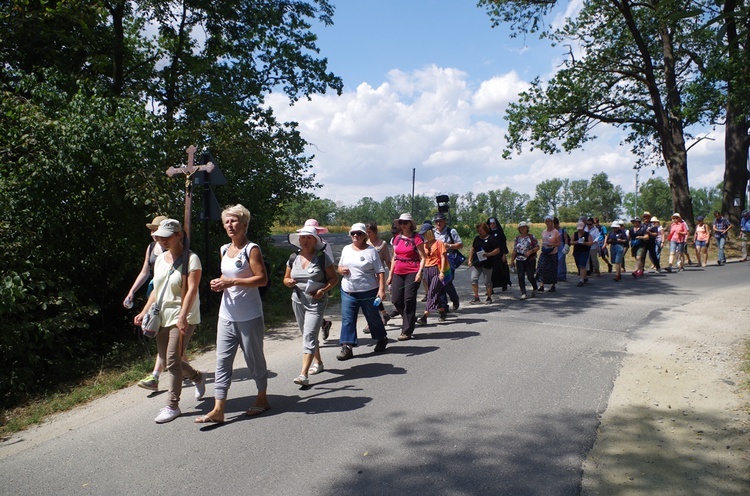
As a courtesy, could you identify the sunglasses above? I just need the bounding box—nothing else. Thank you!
[350,232,365,237]
[398,220,410,225]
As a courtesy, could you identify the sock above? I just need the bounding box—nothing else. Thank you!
[152,371,160,378]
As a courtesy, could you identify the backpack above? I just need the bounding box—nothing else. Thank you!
[221,243,272,298]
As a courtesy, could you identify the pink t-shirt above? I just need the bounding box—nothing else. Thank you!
[392,234,424,275]
[668,222,688,243]
[541,229,560,255]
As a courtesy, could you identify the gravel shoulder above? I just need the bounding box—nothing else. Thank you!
[581,287,750,495]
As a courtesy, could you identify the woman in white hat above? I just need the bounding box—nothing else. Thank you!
[509,221,539,299]
[665,213,689,272]
[572,221,595,286]
[134,219,206,423]
[535,216,560,293]
[335,223,389,360]
[125,215,168,392]
[387,213,426,341]
[283,226,338,386]
[606,221,628,281]
[303,219,335,340]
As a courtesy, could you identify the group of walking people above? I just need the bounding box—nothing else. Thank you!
[125,207,748,423]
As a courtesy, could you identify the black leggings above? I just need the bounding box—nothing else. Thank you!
[390,272,419,336]
[516,258,538,295]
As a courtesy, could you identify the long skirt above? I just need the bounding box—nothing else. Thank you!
[536,253,558,285]
[491,255,512,289]
[423,265,446,312]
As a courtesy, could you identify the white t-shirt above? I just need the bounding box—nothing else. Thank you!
[339,244,384,293]
[152,252,201,327]
[219,242,263,322]
[588,226,600,249]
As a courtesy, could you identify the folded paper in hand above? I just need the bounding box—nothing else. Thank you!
[305,280,326,294]
[476,250,487,262]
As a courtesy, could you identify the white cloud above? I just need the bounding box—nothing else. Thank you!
[472,71,529,114]
[265,66,724,208]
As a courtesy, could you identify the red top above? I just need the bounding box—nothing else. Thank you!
[392,234,424,275]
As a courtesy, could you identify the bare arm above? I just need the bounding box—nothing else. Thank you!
[124,244,154,306]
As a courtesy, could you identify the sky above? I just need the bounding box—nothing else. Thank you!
[265,0,725,208]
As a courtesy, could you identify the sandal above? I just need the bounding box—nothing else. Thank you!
[309,361,324,375]
[195,414,224,424]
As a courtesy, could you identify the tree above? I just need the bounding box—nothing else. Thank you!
[691,183,723,218]
[480,0,714,227]
[0,0,343,407]
[587,172,624,221]
[532,178,565,217]
[638,177,673,220]
[487,187,530,223]
[277,195,337,227]
[685,0,750,223]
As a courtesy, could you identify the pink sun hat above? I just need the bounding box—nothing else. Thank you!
[304,218,329,234]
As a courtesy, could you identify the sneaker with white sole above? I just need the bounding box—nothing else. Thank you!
[154,406,181,423]
[194,371,206,400]
[520,293,527,300]
[138,374,158,391]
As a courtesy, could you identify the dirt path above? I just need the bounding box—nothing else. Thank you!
[581,288,750,494]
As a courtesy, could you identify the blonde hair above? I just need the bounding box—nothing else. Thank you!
[221,204,251,233]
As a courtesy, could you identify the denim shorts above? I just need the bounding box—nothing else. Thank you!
[669,240,685,253]
[695,240,707,248]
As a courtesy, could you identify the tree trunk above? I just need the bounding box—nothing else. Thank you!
[721,0,750,226]
[723,99,749,225]
[110,1,125,97]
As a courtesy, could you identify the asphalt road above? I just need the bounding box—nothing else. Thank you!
[1,236,747,495]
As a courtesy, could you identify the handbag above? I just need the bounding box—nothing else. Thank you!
[447,250,466,270]
[141,266,173,338]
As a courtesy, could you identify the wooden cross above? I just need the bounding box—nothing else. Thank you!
[165,145,215,250]
[166,145,215,296]
[165,145,215,347]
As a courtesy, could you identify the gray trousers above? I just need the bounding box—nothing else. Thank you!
[214,316,268,400]
[291,292,327,354]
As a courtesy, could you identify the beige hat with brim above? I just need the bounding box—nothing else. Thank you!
[146,215,167,230]
[394,213,416,231]
[288,226,324,250]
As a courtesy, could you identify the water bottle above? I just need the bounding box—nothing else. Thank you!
[373,297,381,307]
[124,297,133,309]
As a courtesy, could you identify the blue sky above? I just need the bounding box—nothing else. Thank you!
[266,0,724,209]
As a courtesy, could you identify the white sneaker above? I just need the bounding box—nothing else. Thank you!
[194,371,206,400]
[155,406,181,423]
[520,293,527,300]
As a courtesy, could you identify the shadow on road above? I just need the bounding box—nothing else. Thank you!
[315,405,749,495]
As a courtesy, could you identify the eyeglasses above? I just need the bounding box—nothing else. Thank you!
[350,232,365,237]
